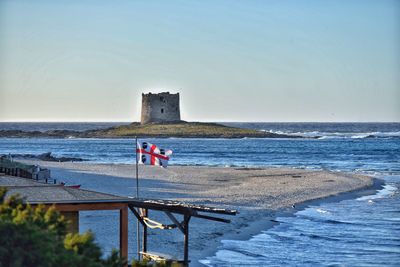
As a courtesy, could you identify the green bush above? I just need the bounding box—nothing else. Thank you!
[0,187,126,267]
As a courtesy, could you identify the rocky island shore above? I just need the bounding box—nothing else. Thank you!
[0,122,302,139]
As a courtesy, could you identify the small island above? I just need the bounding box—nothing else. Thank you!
[0,121,300,139]
[0,92,301,139]
[86,121,300,138]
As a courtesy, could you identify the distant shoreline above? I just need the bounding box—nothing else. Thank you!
[0,121,304,139]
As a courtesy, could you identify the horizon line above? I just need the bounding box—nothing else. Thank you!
[1,120,399,123]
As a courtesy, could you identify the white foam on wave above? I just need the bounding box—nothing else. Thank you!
[316,208,330,214]
[348,131,400,138]
[351,134,371,139]
[357,184,398,201]
[266,130,400,139]
[264,130,289,135]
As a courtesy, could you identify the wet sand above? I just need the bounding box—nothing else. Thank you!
[19,160,376,266]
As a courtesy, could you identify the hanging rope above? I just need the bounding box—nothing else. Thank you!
[142,217,178,230]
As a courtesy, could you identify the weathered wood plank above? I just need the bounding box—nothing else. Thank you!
[34,202,128,212]
[192,213,231,223]
[128,199,237,216]
[120,206,128,264]
[164,211,185,234]
[183,215,191,266]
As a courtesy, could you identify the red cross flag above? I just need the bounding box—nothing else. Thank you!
[136,141,172,168]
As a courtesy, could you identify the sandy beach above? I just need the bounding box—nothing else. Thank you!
[20,160,377,266]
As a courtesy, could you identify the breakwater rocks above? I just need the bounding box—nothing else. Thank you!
[4,152,85,162]
[0,122,303,139]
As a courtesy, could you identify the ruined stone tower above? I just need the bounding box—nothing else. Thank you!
[140,92,181,124]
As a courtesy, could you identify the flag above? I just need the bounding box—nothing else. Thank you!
[136,141,172,168]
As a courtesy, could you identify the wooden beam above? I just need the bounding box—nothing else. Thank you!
[128,205,146,227]
[183,214,191,266]
[31,200,236,217]
[127,200,195,216]
[192,213,231,223]
[142,209,148,254]
[164,211,184,234]
[128,199,237,216]
[33,202,129,212]
[120,206,128,265]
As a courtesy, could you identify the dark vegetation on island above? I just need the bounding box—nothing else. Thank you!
[0,121,303,139]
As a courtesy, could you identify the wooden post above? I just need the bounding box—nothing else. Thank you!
[61,211,79,233]
[142,209,148,253]
[183,214,191,266]
[135,137,141,260]
[120,206,128,264]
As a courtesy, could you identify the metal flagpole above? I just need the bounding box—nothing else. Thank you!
[135,136,139,198]
[135,136,141,260]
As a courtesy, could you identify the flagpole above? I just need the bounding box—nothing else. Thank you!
[135,136,139,198]
[135,136,141,260]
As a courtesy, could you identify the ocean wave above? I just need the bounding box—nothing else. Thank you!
[299,233,340,241]
[351,134,372,139]
[316,208,330,214]
[298,215,359,225]
[264,130,400,139]
[357,184,398,201]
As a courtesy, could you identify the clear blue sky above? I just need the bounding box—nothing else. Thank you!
[0,0,399,122]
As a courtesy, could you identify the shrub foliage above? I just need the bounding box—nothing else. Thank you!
[0,187,125,267]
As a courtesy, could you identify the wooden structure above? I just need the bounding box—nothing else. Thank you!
[128,199,237,264]
[1,176,132,259]
[0,157,52,181]
[0,175,237,266]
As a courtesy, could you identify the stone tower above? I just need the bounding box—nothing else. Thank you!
[140,92,181,124]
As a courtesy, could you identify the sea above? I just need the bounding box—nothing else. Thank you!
[0,122,399,266]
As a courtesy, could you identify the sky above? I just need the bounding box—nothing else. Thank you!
[0,0,399,122]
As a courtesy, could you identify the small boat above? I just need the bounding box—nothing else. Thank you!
[66,184,81,189]
[60,182,81,189]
